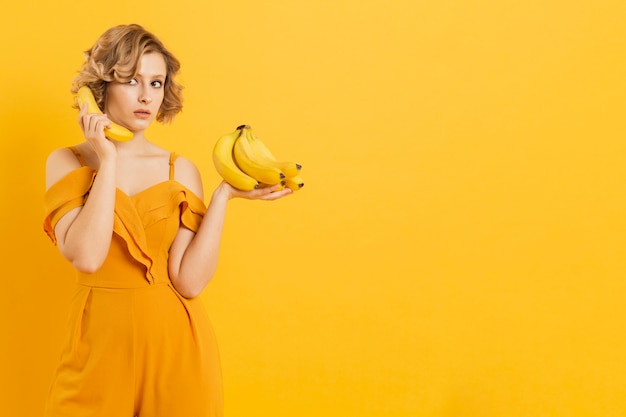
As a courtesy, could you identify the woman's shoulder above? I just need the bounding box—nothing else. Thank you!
[172,153,199,172]
[46,143,93,167]
[172,154,204,198]
[45,145,88,190]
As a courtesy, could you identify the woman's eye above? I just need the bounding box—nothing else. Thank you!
[152,80,163,88]
[129,78,138,85]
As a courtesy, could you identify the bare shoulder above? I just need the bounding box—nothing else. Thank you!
[45,147,83,191]
[173,155,204,199]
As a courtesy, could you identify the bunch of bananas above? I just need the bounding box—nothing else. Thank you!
[212,125,304,192]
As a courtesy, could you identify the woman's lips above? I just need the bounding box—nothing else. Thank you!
[134,109,151,119]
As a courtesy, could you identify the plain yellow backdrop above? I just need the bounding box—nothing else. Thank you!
[2,0,626,416]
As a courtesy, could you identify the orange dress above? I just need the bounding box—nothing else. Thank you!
[43,148,223,417]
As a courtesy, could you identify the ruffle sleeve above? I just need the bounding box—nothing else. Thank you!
[136,183,207,233]
[43,167,96,245]
[178,188,206,232]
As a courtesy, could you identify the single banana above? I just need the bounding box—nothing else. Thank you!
[213,127,259,191]
[233,126,285,185]
[76,86,134,142]
[284,174,304,191]
[246,127,302,177]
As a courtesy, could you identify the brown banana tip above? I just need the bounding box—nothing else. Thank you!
[281,180,286,186]
[279,173,286,179]
[236,124,250,130]
[296,164,302,170]
[253,184,259,189]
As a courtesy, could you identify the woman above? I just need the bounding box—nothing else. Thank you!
[43,24,290,417]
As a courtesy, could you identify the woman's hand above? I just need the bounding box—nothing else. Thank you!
[214,180,293,201]
[78,103,117,163]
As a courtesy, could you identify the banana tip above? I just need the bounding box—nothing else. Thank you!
[236,124,250,130]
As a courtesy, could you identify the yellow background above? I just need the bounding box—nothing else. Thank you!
[2,0,626,416]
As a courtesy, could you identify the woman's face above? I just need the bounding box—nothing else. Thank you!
[104,52,167,134]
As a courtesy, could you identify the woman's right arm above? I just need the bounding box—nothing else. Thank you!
[46,108,118,273]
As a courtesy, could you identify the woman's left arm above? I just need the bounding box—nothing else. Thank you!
[168,157,291,298]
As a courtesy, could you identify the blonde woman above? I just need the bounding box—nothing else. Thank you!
[43,24,291,417]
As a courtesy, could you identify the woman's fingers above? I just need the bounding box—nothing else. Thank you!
[80,112,111,141]
[258,188,293,200]
[240,185,292,200]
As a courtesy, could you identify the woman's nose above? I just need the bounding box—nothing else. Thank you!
[140,96,152,104]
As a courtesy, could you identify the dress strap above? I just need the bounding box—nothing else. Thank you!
[68,146,87,167]
[169,152,178,180]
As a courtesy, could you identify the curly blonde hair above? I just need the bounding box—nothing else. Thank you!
[71,24,183,124]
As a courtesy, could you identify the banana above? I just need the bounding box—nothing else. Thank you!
[245,127,302,177]
[284,174,304,191]
[212,127,259,191]
[233,126,286,185]
[76,86,134,142]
